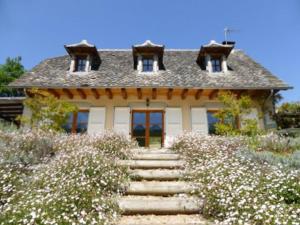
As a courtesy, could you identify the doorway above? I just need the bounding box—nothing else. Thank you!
[132,110,164,148]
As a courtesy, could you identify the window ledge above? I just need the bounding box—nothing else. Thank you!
[69,71,90,76]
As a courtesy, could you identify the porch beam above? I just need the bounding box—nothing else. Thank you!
[62,88,73,99]
[195,89,203,100]
[76,88,87,99]
[181,89,188,100]
[105,88,113,99]
[209,89,219,100]
[121,88,127,99]
[47,89,60,99]
[137,88,142,99]
[152,88,157,100]
[91,88,100,99]
[167,88,173,100]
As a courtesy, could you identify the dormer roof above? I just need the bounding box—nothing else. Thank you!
[198,40,234,57]
[64,40,100,60]
[132,40,165,56]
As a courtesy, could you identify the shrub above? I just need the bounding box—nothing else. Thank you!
[0,131,134,225]
[20,89,78,132]
[172,133,300,225]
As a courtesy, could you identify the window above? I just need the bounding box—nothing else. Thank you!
[207,111,219,134]
[75,56,87,72]
[63,110,89,133]
[142,57,154,72]
[211,58,221,72]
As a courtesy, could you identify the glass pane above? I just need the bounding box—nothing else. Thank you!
[149,137,162,148]
[63,113,74,133]
[77,112,89,124]
[207,112,219,134]
[150,124,162,137]
[150,112,162,124]
[133,124,146,137]
[133,112,146,124]
[136,137,146,147]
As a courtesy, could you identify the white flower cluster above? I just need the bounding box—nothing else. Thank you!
[172,133,300,225]
[0,130,135,225]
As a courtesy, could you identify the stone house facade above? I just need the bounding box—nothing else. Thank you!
[10,40,291,147]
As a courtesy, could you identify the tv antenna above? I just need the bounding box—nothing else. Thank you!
[224,27,239,42]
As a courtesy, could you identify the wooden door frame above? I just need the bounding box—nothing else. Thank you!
[131,110,165,147]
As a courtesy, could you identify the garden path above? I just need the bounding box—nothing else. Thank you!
[117,148,212,225]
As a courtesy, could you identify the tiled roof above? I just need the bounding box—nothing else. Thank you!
[10,49,291,90]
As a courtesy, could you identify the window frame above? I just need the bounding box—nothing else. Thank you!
[142,56,154,72]
[211,58,222,73]
[74,55,88,72]
[65,110,89,134]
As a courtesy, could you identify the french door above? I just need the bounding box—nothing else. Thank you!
[132,110,164,148]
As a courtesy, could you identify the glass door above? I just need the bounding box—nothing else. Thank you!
[132,112,147,147]
[149,112,163,148]
[132,111,164,148]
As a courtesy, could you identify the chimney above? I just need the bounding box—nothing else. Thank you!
[222,41,235,46]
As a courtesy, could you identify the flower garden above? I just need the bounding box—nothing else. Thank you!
[171,133,300,225]
[0,129,135,225]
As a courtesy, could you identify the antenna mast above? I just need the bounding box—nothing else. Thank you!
[224,27,239,43]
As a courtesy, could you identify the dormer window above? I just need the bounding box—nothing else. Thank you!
[75,56,87,72]
[64,40,101,73]
[132,40,165,73]
[211,58,221,72]
[197,40,234,73]
[142,57,154,72]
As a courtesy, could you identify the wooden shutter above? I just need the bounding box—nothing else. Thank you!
[191,108,208,135]
[113,107,130,137]
[165,108,183,147]
[87,107,106,135]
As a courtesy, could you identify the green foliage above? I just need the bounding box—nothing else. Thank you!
[276,102,300,129]
[214,91,261,136]
[21,89,78,132]
[0,57,25,96]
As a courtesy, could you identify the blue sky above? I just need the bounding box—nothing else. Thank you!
[0,0,299,102]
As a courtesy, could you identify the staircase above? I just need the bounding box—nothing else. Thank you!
[117,148,210,225]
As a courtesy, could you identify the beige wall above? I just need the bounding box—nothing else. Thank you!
[59,93,266,131]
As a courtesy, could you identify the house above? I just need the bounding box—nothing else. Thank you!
[10,39,291,147]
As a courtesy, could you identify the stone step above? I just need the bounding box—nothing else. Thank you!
[126,181,193,195]
[130,169,183,181]
[132,153,180,160]
[117,215,211,225]
[118,160,185,169]
[131,149,175,154]
[118,196,202,215]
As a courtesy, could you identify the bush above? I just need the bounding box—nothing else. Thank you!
[0,131,135,224]
[172,133,300,225]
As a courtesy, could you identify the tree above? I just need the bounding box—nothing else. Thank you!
[20,89,78,132]
[0,56,25,96]
[214,91,260,136]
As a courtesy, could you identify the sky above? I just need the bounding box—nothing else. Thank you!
[0,0,299,102]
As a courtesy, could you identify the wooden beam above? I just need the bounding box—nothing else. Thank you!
[137,88,142,99]
[48,89,60,99]
[105,88,113,99]
[152,88,157,100]
[76,88,87,99]
[91,88,100,99]
[195,89,203,100]
[62,89,73,99]
[167,88,173,100]
[121,88,127,100]
[209,90,219,100]
[181,89,188,100]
